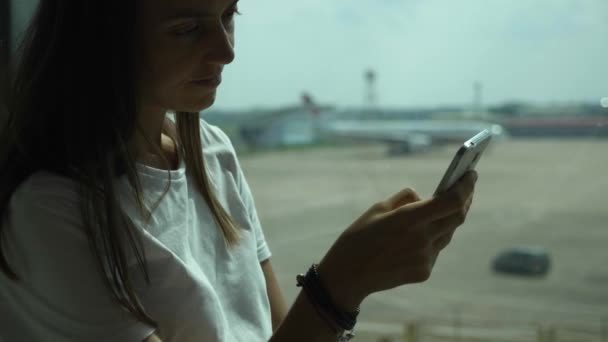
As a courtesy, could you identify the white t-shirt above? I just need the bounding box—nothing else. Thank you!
[0,119,273,342]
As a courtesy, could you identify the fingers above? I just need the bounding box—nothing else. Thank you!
[426,181,476,240]
[464,195,473,215]
[395,171,477,224]
[433,232,454,251]
[434,170,477,214]
[427,210,465,239]
[380,188,421,212]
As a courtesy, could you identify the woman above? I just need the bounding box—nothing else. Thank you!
[0,1,477,341]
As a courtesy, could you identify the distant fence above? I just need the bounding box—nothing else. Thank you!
[355,317,608,342]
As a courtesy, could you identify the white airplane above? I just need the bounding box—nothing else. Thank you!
[302,93,508,155]
[235,93,507,155]
[321,118,507,154]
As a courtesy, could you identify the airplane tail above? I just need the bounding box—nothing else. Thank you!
[301,92,320,117]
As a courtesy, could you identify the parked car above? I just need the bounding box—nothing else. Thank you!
[492,246,551,276]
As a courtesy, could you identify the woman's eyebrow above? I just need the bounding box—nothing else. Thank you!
[165,0,239,20]
[165,8,210,20]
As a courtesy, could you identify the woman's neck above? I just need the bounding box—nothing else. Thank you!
[138,132,179,170]
[130,111,180,170]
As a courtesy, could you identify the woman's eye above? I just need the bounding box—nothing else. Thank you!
[223,7,241,21]
[172,23,200,36]
[169,7,240,35]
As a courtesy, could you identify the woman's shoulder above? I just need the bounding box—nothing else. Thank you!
[15,171,79,203]
[165,114,240,174]
[198,118,243,179]
[199,118,235,152]
[9,171,82,230]
[164,113,234,152]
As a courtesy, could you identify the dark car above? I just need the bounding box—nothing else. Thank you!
[492,247,551,276]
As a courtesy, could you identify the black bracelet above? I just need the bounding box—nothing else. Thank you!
[296,264,360,332]
[297,277,341,334]
[305,264,359,330]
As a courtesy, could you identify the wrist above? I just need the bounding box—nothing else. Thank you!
[316,262,365,313]
[297,263,361,341]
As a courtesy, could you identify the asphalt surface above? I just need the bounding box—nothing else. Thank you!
[239,139,608,341]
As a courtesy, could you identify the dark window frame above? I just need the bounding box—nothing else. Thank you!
[0,0,9,123]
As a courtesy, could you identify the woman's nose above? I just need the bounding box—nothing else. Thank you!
[204,25,235,66]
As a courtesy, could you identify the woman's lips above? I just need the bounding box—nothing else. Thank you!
[191,75,222,88]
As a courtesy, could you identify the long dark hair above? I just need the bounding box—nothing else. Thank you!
[0,1,241,328]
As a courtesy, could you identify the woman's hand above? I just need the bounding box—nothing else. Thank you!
[317,171,478,312]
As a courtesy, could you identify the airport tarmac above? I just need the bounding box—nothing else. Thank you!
[239,139,608,340]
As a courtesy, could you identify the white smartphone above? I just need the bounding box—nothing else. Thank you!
[433,129,493,196]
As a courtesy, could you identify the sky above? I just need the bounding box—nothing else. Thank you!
[213,0,608,110]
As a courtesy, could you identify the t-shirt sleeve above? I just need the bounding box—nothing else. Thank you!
[199,120,273,263]
[234,153,273,263]
[211,124,272,263]
[0,174,157,342]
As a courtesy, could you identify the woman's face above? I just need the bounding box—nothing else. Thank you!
[136,0,238,113]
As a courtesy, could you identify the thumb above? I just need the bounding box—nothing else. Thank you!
[385,188,421,210]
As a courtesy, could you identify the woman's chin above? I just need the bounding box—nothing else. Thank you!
[175,94,216,113]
